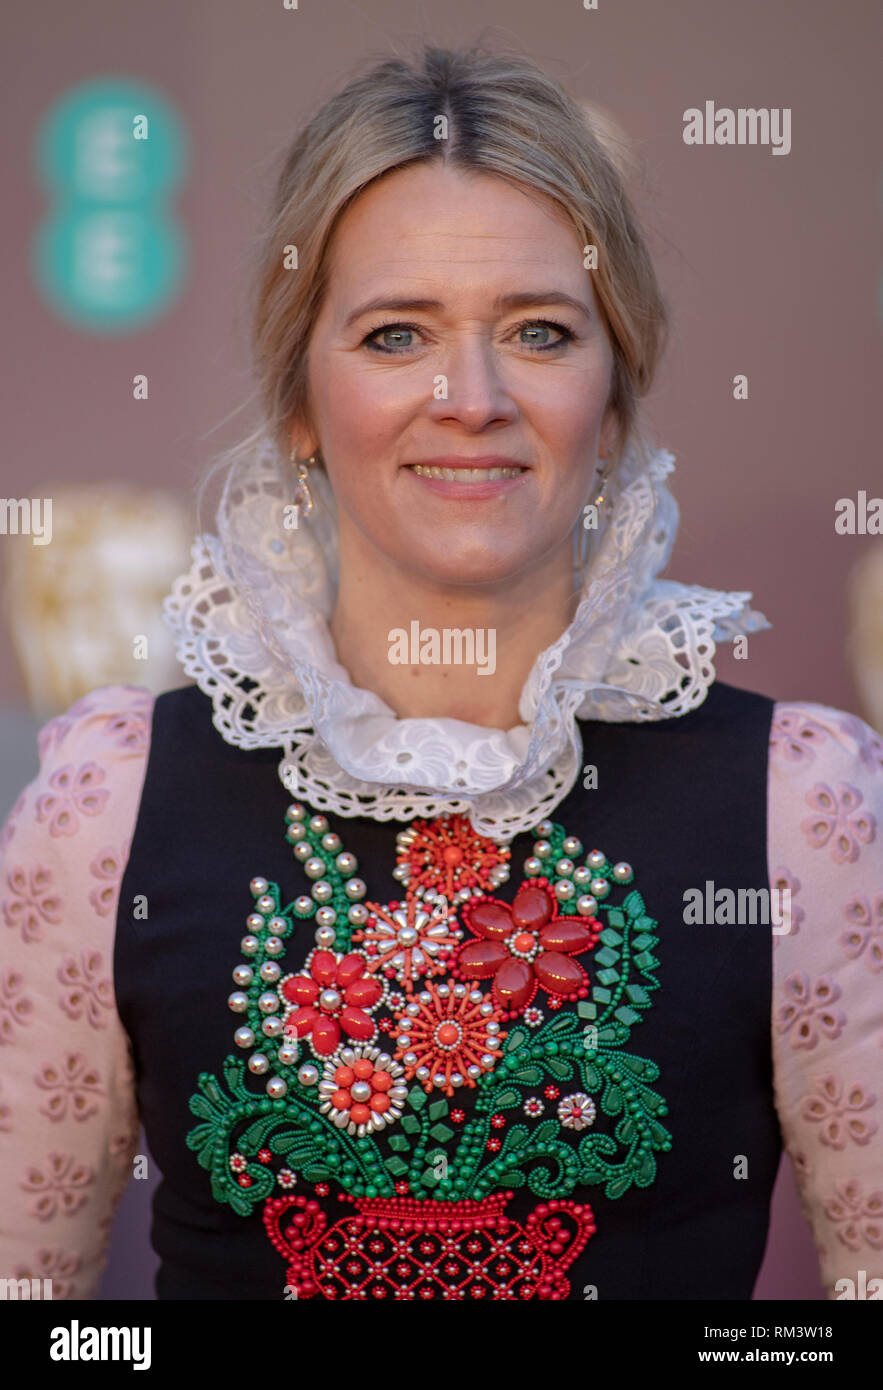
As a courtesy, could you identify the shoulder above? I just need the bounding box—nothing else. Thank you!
[1,683,156,869]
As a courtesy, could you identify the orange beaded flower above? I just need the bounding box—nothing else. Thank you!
[392,979,506,1096]
[394,814,510,899]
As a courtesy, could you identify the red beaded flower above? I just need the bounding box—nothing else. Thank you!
[352,892,461,994]
[454,882,601,1019]
[392,980,505,1096]
[395,814,510,898]
[280,950,384,1057]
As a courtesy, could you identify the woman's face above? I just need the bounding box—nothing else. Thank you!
[297,161,617,587]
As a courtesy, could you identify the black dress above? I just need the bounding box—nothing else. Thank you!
[115,678,780,1300]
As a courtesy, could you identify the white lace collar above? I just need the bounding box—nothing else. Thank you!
[163,434,769,838]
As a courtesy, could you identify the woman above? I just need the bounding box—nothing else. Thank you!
[2,45,880,1302]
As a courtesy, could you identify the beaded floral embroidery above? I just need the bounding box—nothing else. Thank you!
[187,810,671,1299]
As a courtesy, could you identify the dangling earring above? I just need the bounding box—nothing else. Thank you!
[288,448,316,519]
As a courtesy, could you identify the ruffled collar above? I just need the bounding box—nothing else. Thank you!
[163,434,769,838]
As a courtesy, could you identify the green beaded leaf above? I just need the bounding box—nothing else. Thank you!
[544,1056,574,1082]
[601,1085,624,1116]
[501,1124,530,1153]
[503,1027,529,1054]
[508,1065,544,1086]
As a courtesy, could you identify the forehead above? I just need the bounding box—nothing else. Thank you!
[323,162,587,292]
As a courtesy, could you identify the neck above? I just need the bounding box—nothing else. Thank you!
[329,523,579,730]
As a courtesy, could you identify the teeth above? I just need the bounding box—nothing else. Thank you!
[409,465,524,481]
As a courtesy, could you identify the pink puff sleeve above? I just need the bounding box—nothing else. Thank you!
[0,684,154,1299]
[769,701,883,1300]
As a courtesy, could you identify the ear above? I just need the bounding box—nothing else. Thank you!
[598,405,619,462]
[287,416,319,461]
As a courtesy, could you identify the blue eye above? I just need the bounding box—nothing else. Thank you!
[363,323,419,353]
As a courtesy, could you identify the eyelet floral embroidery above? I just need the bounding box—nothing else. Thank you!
[798,1075,877,1148]
[35,763,110,838]
[56,952,113,1029]
[2,865,63,943]
[769,866,803,951]
[34,1052,104,1123]
[0,1077,11,1131]
[20,1152,94,1221]
[0,967,34,1043]
[187,808,670,1300]
[801,783,875,864]
[13,1247,81,1300]
[0,789,26,853]
[823,1179,883,1250]
[840,893,883,973]
[776,973,846,1050]
[770,709,831,763]
[88,847,127,917]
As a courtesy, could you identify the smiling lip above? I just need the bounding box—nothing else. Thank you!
[403,455,530,499]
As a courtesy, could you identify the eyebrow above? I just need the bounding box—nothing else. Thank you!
[342,290,592,330]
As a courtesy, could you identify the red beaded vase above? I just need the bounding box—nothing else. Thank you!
[264,1191,596,1300]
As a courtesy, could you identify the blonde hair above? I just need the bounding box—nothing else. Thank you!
[200,42,669,523]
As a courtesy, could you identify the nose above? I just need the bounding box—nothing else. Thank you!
[425,334,519,432]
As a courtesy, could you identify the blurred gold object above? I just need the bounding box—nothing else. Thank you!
[2,482,193,717]
[846,546,883,736]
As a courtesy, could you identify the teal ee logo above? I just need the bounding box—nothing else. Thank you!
[32,78,188,332]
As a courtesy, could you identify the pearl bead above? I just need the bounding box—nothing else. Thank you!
[233,965,254,986]
[228,991,249,1013]
[304,857,325,880]
[286,822,306,842]
[587,850,607,870]
[562,836,582,856]
[309,815,329,833]
[467,1065,481,1079]
[555,858,574,877]
[523,856,542,877]
[266,1076,288,1098]
[590,877,610,898]
[285,804,306,822]
[256,895,275,914]
[319,989,341,1011]
[315,906,337,927]
[265,936,284,956]
[240,934,259,955]
[533,840,552,859]
[298,1064,319,1086]
[398,926,418,946]
[258,992,279,1013]
[260,961,281,982]
[293,841,312,862]
[392,865,409,882]
[278,1043,299,1066]
[311,881,333,904]
[613,861,633,882]
[348,904,368,925]
[576,895,598,916]
[268,916,287,934]
[234,1026,254,1048]
[350,1081,372,1103]
[248,1053,269,1074]
[416,1066,430,1081]
[555,880,575,901]
[249,877,269,896]
[246,913,263,931]
[294,896,313,916]
[321,832,342,852]
[262,1016,283,1036]
[344,878,367,900]
[336,852,357,875]
[314,925,336,947]
[572,865,592,887]
[534,819,554,838]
